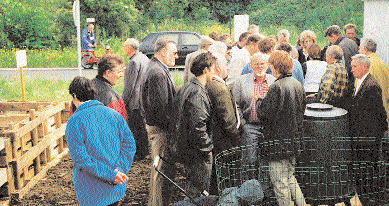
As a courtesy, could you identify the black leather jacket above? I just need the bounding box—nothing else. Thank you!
[256,74,306,161]
[170,77,213,164]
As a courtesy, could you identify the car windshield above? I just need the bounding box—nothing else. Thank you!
[182,33,200,45]
[156,33,179,43]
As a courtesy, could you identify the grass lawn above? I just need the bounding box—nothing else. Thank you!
[0,69,183,101]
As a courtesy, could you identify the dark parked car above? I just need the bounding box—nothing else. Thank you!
[139,31,202,65]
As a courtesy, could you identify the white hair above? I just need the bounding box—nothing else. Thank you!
[251,52,269,62]
[212,52,227,69]
[352,54,371,69]
[209,41,227,56]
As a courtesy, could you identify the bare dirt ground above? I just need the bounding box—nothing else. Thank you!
[11,154,186,206]
[10,153,387,206]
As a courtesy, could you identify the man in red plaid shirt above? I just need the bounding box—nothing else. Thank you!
[233,53,276,197]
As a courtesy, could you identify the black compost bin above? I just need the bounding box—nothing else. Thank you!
[296,103,354,205]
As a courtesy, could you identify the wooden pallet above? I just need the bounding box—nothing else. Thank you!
[0,101,70,201]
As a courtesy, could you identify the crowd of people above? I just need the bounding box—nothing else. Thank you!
[66,23,389,206]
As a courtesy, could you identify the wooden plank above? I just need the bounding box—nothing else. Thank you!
[25,162,35,181]
[50,148,59,159]
[58,134,64,154]
[54,112,61,129]
[21,133,32,154]
[0,115,29,127]
[30,110,41,175]
[5,139,14,194]
[42,107,50,165]
[11,138,21,159]
[45,148,52,163]
[4,116,45,142]
[11,149,68,200]
[12,160,22,190]
[20,133,29,190]
[47,117,55,133]
[38,106,48,165]
[0,101,51,112]
[14,124,66,175]
[7,102,65,140]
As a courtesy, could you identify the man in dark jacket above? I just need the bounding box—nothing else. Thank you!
[173,52,215,199]
[324,25,358,95]
[122,38,150,160]
[349,54,387,205]
[206,52,240,195]
[142,37,178,206]
[91,54,126,119]
[257,50,307,206]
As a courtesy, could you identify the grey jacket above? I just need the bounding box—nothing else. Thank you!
[122,51,150,111]
[233,73,276,126]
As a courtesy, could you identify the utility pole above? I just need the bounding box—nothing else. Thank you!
[73,0,82,76]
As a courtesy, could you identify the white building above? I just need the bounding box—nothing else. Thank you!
[363,0,389,66]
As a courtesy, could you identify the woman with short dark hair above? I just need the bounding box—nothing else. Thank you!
[66,76,136,206]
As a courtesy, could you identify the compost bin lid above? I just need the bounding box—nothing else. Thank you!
[304,103,348,120]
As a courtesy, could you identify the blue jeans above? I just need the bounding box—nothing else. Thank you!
[241,124,263,172]
[269,158,307,206]
[241,123,273,197]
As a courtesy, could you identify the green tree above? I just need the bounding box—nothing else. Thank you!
[80,0,142,38]
[200,0,252,24]
[1,0,55,49]
[248,0,363,36]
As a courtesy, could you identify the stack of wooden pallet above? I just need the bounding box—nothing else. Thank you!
[0,101,70,203]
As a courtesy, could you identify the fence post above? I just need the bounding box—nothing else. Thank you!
[30,109,41,175]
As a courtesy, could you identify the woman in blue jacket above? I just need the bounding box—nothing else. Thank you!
[66,76,136,206]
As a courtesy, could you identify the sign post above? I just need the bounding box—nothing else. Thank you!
[73,0,82,76]
[16,50,27,101]
[234,15,249,43]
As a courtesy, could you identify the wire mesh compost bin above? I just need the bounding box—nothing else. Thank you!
[214,103,389,205]
[299,103,353,205]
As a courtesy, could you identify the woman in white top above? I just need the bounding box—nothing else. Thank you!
[302,44,327,95]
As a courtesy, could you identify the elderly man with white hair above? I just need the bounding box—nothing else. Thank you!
[205,51,240,195]
[233,53,276,193]
[183,35,214,83]
[358,37,389,122]
[349,54,387,206]
[122,38,150,160]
